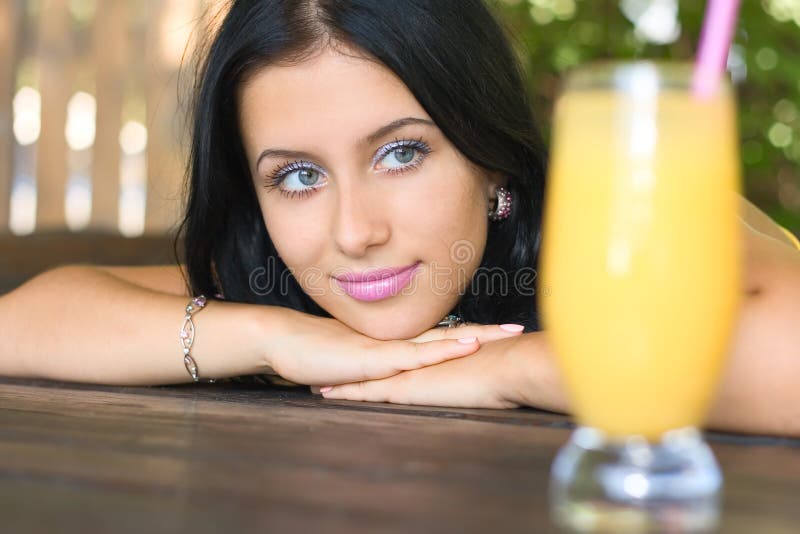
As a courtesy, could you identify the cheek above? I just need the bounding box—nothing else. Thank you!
[403,165,488,258]
[259,198,326,271]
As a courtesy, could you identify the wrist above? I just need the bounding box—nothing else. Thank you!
[250,303,292,375]
[503,331,569,413]
[191,300,285,379]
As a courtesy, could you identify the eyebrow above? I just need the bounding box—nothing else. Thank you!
[255,116,435,170]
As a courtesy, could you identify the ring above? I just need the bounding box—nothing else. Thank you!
[437,314,465,329]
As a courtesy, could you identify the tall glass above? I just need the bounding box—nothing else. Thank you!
[541,62,741,532]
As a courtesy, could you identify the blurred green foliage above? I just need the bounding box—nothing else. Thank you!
[495,0,800,236]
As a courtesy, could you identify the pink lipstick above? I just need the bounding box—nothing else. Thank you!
[333,262,421,302]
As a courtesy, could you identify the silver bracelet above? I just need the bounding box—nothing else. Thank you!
[180,295,215,383]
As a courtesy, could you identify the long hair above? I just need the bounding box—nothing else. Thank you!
[178,0,548,331]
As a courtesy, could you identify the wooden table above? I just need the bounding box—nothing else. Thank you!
[0,377,798,533]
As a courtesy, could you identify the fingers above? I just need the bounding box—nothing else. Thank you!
[320,379,519,409]
[298,323,525,386]
[298,335,481,386]
[409,323,525,344]
[320,378,402,404]
[358,324,525,380]
[345,337,480,382]
[385,336,480,374]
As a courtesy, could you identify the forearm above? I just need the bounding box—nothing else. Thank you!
[510,239,800,437]
[509,323,800,437]
[707,236,800,437]
[0,266,276,385]
[505,332,569,414]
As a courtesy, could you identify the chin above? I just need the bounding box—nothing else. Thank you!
[344,313,431,341]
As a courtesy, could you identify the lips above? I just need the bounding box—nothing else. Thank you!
[333,262,421,302]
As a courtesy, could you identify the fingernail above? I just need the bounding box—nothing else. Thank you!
[458,337,477,344]
[500,323,524,333]
[320,386,333,393]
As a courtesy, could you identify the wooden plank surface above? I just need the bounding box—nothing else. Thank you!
[0,377,798,533]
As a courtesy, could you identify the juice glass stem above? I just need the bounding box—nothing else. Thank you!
[550,426,721,532]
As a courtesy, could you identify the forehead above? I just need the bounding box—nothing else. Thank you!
[237,47,430,148]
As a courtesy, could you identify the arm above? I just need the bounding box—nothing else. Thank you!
[502,246,800,437]
[705,218,800,435]
[321,203,800,437]
[517,211,800,436]
[0,265,488,386]
[0,265,275,385]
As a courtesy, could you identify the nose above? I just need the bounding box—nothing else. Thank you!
[331,181,391,258]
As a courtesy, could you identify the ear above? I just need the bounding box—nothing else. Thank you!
[486,171,508,200]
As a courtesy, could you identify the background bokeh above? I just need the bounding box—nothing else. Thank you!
[496,0,800,235]
[0,0,220,237]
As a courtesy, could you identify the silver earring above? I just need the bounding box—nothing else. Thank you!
[488,186,512,222]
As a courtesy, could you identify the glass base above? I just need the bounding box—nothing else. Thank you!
[550,426,721,533]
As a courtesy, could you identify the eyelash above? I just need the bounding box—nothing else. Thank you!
[263,160,324,200]
[263,138,432,199]
[373,137,432,175]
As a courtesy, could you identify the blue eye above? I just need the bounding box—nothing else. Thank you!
[374,139,431,174]
[380,147,415,168]
[284,167,321,190]
[264,161,327,198]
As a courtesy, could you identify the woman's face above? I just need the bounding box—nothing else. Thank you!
[238,47,499,339]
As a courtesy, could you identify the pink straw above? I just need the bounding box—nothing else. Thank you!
[692,0,742,97]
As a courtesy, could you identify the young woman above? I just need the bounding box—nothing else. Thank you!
[1,0,799,437]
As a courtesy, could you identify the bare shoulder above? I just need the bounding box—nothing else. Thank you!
[95,264,190,296]
[737,195,800,298]
[738,195,799,250]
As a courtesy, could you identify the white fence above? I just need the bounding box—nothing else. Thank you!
[0,0,222,237]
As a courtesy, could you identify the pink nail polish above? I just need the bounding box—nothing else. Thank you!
[500,323,524,333]
[458,337,477,344]
[320,386,333,393]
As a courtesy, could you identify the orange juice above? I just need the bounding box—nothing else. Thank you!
[541,74,741,439]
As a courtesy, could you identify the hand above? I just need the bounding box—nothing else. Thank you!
[405,321,525,344]
[263,308,522,387]
[317,334,532,409]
